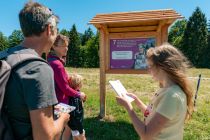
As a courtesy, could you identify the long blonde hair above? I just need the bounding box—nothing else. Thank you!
[146,43,194,120]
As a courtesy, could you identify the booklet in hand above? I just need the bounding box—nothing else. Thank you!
[54,103,76,116]
[109,80,134,102]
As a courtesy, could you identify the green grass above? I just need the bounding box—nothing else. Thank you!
[66,67,210,140]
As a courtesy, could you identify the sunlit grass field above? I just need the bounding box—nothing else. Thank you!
[66,67,210,140]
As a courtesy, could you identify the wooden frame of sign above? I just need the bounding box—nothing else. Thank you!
[89,9,183,118]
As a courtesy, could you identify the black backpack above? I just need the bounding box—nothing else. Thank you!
[0,46,47,140]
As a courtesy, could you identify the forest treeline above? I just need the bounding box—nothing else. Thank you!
[1,7,210,68]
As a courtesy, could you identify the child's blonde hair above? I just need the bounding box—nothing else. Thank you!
[54,34,69,47]
[68,74,83,90]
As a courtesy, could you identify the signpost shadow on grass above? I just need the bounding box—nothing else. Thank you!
[83,117,139,140]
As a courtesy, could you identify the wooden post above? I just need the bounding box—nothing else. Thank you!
[161,24,170,43]
[104,26,109,71]
[156,21,164,46]
[99,25,106,118]
[157,30,162,46]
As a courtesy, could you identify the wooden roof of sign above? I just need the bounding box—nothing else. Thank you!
[89,9,183,30]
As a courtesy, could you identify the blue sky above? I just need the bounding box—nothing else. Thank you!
[0,0,210,37]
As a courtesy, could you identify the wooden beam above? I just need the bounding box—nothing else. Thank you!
[166,19,176,24]
[90,17,182,24]
[93,15,181,21]
[157,20,166,32]
[106,69,149,74]
[108,26,157,33]
[107,20,159,28]
[93,24,101,30]
[95,10,176,17]
[109,31,157,39]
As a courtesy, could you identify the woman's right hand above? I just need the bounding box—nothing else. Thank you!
[116,96,133,111]
[126,93,138,101]
[127,93,147,113]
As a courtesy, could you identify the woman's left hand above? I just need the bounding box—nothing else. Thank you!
[116,96,133,111]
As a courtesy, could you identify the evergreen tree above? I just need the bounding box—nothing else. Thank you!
[208,34,210,67]
[8,30,24,48]
[168,19,187,49]
[0,31,9,51]
[81,27,94,46]
[79,45,86,67]
[85,31,99,67]
[60,29,70,37]
[208,20,210,34]
[182,7,208,67]
[78,32,83,44]
[67,24,81,67]
[208,24,210,68]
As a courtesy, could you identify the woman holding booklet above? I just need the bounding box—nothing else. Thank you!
[116,43,194,140]
[48,34,86,140]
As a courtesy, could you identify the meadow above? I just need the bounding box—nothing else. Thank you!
[66,67,210,140]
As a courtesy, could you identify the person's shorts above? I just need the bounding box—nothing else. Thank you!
[68,97,84,134]
[71,129,85,136]
[68,117,84,134]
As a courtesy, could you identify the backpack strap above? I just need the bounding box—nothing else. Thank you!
[0,46,47,68]
[0,61,11,108]
[0,46,23,60]
[0,48,47,107]
[6,53,47,69]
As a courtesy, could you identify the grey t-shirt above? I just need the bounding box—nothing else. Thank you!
[3,47,58,140]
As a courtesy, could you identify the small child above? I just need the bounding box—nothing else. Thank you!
[67,74,86,140]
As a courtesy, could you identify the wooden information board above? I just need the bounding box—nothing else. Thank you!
[90,9,183,118]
